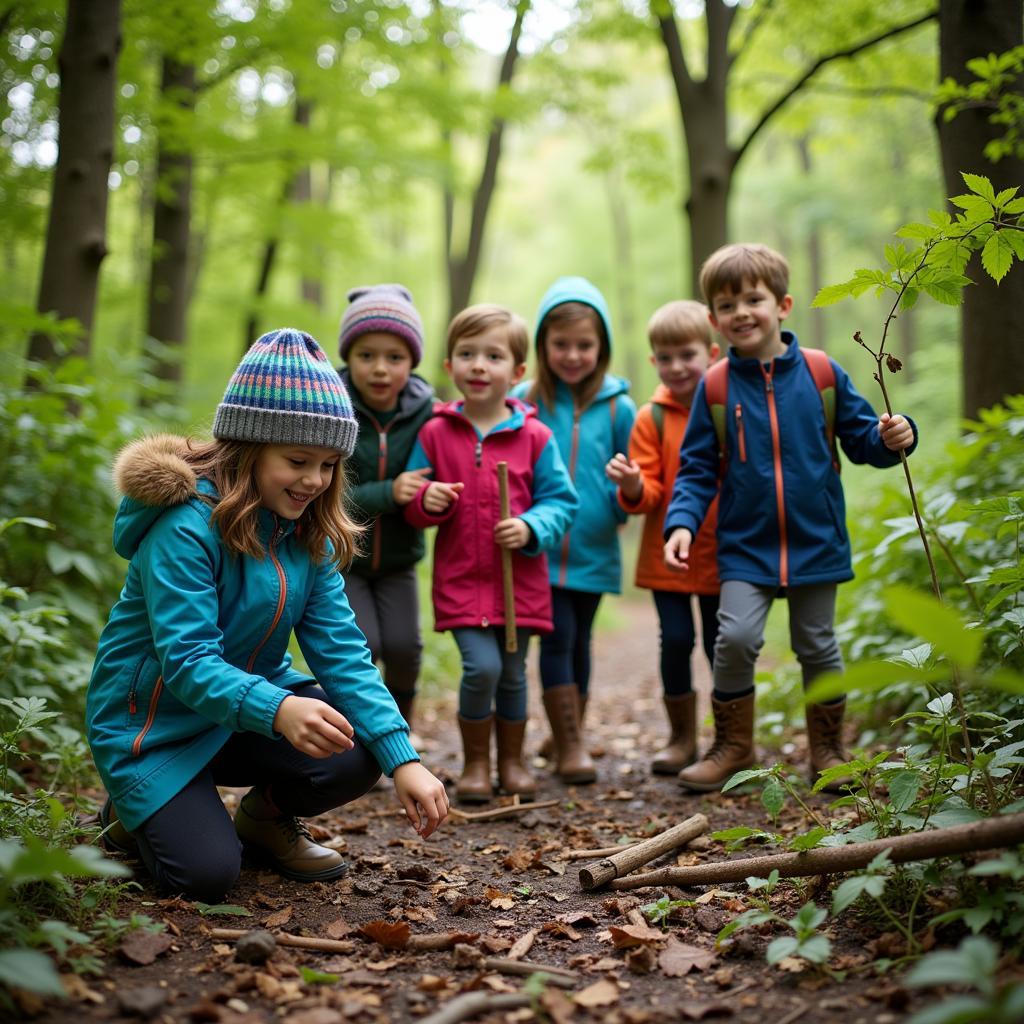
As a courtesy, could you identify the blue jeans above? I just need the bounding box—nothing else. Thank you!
[538,587,603,695]
[652,590,720,697]
[452,627,531,721]
[129,684,381,902]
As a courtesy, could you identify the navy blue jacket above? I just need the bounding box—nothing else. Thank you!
[664,333,918,588]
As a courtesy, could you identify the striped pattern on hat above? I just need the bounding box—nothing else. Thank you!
[339,283,425,367]
[214,328,358,455]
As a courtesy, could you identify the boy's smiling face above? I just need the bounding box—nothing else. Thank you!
[651,337,719,406]
[709,278,793,363]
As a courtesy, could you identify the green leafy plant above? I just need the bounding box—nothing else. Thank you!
[718,897,832,970]
[640,895,694,929]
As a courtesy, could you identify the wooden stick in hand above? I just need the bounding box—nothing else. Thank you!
[496,461,517,653]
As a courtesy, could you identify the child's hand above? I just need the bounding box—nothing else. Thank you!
[606,452,643,502]
[392,467,432,506]
[664,528,693,571]
[274,695,354,758]
[494,517,531,550]
[423,480,465,514]
[879,413,914,452]
[393,762,449,839]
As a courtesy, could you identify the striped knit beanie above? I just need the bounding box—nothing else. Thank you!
[213,328,358,455]
[338,284,425,367]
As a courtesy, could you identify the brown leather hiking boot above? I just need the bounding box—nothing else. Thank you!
[677,693,756,792]
[495,718,536,798]
[539,694,588,760]
[542,685,596,784]
[456,715,493,803]
[99,797,138,857]
[651,692,698,775]
[807,699,852,794]
[235,794,348,883]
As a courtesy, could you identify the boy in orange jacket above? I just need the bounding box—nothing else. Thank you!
[607,301,721,775]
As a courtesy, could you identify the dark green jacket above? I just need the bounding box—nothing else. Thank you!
[341,370,435,577]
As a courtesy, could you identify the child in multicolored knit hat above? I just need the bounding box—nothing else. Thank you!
[86,328,448,903]
[338,284,434,736]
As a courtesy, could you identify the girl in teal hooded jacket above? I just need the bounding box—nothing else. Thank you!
[512,277,636,784]
[87,329,448,902]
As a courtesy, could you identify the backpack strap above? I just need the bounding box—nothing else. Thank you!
[801,348,839,472]
[649,401,665,445]
[703,359,730,469]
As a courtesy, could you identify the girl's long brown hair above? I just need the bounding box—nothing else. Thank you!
[185,439,362,567]
[528,302,610,412]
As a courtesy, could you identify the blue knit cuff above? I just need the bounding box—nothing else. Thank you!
[369,730,420,776]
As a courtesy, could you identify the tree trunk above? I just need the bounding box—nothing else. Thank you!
[796,136,827,350]
[936,0,1024,418]
[26,0,121,367]
[291,100,322,311]
[144,56,195,397]
[603,166,639,383]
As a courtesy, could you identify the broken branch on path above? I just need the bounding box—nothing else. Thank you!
[606,813,1024,890]
[210,927,478,954]
[420,992,533,1024]
[449,798,559,821]
[481,957,578,987]
[578,813,709,890]
[563,841,642,860]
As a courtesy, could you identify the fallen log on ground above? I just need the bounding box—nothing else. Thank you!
[578,813,709,890]
[605,812,1024,890]
[210,927,476,953]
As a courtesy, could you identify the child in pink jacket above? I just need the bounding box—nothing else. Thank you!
[405,305,578,804]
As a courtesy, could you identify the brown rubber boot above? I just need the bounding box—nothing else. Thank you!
[542,685,596,784]
[676,693,756,792]
[539,694,587,760]
[495,718,537,798]
[235,793,348,882]
[807,699,852,794]
[456,715,494,803]
[651,692,698,775]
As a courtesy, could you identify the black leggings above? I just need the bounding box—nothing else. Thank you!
[130,685,381,902]
[652,590,719,696]
[538,587,603,695]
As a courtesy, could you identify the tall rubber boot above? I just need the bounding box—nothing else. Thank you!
[456,715,493,803]
[676,693,756,792]
[651,692,698,775]
[495,718,537,798]
[807,699,852,794]
[542,685,596,784]
[539,694,587,760]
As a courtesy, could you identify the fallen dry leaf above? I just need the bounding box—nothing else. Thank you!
[417,974,450,992]
[507,928,538,960]
[364,957,403,971]
[558,912,598,928]
[574,978,620,1008]
[502,847,541,872]
[324,918,353,940]
[608,923,666,949]
[658,938,716,977]
[625,944,658,974]
[542,921,582,941]
[264,906,293,929]
[404,906,437,923]
[357,920,410,950]
[540,987,577,1024]
[335,818,369,834]
[118,931,174,966]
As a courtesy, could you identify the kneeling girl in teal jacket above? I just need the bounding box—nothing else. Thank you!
[87,328,448,902]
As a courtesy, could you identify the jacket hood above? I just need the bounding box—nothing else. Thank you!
[535,276,614,353]
[340,369,434,419]
[111,434,199,560]
[553,372,630,405]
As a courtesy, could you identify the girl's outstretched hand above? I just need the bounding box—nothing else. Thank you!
[423,480,465,514]
[274,695,354,758]
[606,452,642,501]
[393,762,449,839]
[393,467,432,505]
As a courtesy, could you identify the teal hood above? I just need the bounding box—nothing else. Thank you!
[535,276,614,352]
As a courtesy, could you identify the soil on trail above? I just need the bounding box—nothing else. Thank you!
[45,600,922,1024]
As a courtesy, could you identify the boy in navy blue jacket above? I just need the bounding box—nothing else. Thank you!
[663,243,917,793]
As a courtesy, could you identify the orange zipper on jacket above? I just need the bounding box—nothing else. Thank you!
[761,364,788,587]
[734,404,747,462]
[130,676,164,756]
[558,409,582,587]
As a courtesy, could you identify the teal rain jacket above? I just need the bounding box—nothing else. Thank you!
[86,435,418,832]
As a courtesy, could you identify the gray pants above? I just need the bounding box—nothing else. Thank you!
[343,567,422,700]
[713,580,843,695]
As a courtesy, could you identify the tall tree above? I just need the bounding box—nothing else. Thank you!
[935,0,1024,416]
[653,0,937,294]
[26,0,121,367]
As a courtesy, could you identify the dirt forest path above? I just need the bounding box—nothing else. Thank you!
[49,600,916,1024]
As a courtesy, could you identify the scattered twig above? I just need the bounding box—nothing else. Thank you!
[607,813,1024,889]
[506,928,538,960]
[419,992,532,1024]
[562,841,642,860]
[775,1002,809,1024]
[482,957,578,987]
[209,928,353,954]
[578,813,709,890]
[449,799,559,822]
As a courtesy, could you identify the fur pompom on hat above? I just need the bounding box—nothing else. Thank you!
[338,283,425,367]
[213,328,358,455]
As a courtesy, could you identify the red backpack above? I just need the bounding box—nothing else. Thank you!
[702,348,839,473]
